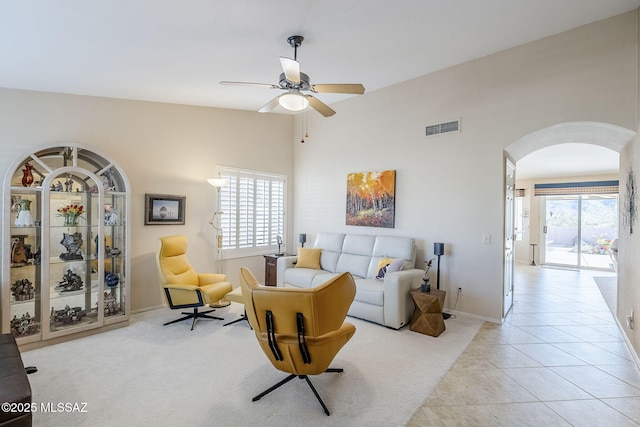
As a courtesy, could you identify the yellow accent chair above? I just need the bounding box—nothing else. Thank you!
[156,235,232,330]
[240,267,356,415]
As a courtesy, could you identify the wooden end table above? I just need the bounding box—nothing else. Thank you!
[264,254,290,287]
[409,289,446,337]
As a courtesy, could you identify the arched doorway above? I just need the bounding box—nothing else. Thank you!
[502,121,634,316]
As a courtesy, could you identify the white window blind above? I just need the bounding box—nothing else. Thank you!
[217,166,285,258]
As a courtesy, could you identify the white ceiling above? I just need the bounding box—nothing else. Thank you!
[517,143,620,180]
[1,0,638,178]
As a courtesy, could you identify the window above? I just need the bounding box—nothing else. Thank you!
[217,166,286,258]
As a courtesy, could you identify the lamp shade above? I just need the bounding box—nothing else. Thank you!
[207,178,229,188]
[279,92,309,112]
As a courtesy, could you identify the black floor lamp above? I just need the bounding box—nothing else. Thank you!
[434,242,450,319]
[434,242,444,290]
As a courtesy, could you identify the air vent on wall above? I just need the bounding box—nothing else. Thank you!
[426,119,460,137]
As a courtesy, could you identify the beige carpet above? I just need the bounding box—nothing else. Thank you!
[594,276,617,314]
[21,304,482,427]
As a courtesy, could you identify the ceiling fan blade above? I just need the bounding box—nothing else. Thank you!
[307,95,336,117]
[219,81,280,89]
[259,96,281,113]
[279,57,300,83]
[311,84,365,95]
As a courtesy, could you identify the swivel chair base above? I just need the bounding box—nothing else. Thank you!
[252,368,343,416]
[223,309,250,327]
[163,307,224,330]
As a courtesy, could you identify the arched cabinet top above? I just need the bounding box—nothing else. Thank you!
[5,143,130,193]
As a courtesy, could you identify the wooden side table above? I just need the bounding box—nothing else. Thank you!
[409,289,446,337]
[264,254,287,287]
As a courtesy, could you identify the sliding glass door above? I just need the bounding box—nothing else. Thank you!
[544,196,579,267]
[543,194,617,270]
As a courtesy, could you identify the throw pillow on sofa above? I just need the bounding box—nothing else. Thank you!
[375,258,393,279]
[295,248,322,269]
[375,258,406,280]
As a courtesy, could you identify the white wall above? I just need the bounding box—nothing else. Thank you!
[616,6,640,363]
[619,136,639,362]
[292,12,638,322]
[0,88,294,312]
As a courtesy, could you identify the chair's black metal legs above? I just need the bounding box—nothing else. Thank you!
[302,376,330,416]
[223,309,249,327]
[252,369,343,416]
[252,374,296,402]
[163,307,224,330]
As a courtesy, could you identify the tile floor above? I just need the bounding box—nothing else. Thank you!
[408,264,640,426]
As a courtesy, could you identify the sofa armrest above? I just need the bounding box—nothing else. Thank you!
[276,256,298,286]
[382,269,423,329]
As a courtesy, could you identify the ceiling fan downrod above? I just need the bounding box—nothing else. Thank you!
[287,35,304,60]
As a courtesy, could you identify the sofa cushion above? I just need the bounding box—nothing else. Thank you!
[337,253,371,279]
[367,236,416,278]
[315,233,345,252]
[335,234,376,278]
[354,278,385,306]
[320,251,340,273]
[283,267,326,288]
[310,272,341,287]
[315,233,344,272]
[342,234,376,256]
[295,248,322,269]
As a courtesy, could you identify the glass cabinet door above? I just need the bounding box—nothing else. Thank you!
[8,190,42,341]
[102,192,127,320]
[47,176,101,336]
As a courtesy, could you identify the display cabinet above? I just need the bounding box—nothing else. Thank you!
[2,144,130,346]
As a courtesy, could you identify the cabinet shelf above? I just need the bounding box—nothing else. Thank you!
[2,143,131,345]
[9,297,40,305]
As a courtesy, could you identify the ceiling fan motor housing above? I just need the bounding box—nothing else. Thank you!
[279,72,311,91]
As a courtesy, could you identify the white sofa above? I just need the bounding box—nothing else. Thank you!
[277,232,424,329]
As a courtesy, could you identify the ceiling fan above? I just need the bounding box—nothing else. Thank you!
[220,35,365,117]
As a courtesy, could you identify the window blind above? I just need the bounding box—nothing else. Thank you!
[218,167,286,258]
[534,180,619,196]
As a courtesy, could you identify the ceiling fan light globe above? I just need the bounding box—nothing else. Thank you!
[279,93,309,111]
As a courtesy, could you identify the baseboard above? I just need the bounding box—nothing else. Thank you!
[614,316,640,370]
[18,321,129,352]
[446,309,501,324]
[131,304,166,314]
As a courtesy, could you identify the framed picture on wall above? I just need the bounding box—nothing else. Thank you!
[144,194,186,225]
[346,170,396,228]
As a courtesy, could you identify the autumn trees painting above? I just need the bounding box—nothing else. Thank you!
[346,170,395,228]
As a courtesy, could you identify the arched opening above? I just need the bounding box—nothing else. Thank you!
[502,121,635,315]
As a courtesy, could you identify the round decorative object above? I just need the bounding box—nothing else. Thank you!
[105,272,120,287]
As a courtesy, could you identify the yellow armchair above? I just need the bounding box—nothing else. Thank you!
[240,267,356,415]
[156,235,232,330]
